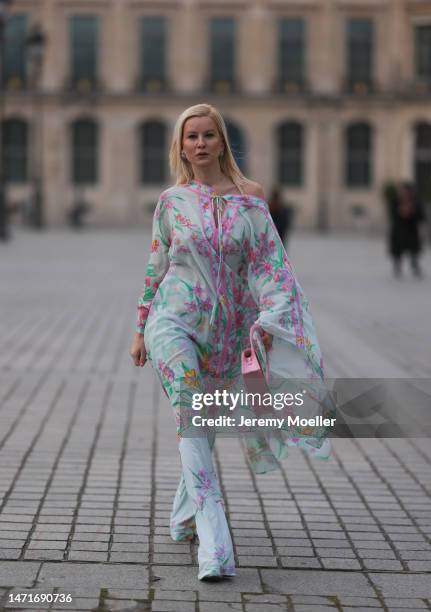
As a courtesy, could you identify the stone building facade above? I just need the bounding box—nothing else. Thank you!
[2,0,431,230]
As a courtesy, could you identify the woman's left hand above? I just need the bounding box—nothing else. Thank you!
[261,331,273,352]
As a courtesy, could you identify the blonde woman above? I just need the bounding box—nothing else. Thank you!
[130,103,331,581]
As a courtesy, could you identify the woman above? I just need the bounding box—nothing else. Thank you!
[130,103,331,581]
[267,187,293,248]
[386,181,425,278]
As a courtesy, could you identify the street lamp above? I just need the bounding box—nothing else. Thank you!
[26,22,46,229]
[0,0,13,242]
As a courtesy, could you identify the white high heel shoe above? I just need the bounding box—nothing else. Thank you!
[287,436,332,460]
[298,437,332,460]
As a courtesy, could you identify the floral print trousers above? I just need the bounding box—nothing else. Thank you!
[146,322,235,580]
[171,436,236,579]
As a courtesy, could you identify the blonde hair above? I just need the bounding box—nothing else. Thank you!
[169,103,253,195]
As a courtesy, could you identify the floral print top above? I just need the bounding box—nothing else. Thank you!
[136,179,324,382]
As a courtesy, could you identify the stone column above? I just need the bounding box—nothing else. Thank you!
[109,0,131,92]
[40,0,62,92]
[239,2,273,94]
[316,112,340,230]
[170,0,204,93]
[386,0,406,92]
[312,0,338,95]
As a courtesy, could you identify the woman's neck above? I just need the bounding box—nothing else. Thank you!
[192,167,230,189]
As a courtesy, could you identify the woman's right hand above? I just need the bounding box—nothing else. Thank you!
[130,332,147,367]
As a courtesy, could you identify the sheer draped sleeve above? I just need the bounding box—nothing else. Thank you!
[246,202,324,380]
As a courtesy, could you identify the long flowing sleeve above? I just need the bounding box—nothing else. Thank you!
[136,195,171,335]
[246,203,324,380]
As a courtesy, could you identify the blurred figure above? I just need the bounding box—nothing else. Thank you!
[67,198,92,229]
[268,187,293,248]
[386,181,426,278]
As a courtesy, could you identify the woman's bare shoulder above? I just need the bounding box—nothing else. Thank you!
[241,180,266,200]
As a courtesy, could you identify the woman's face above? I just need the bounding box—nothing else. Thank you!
[182,116,224,170]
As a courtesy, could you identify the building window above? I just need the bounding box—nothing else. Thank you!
[1,119,28,183]
[69,15,98,92]
[138,16,166,92]
[278,122,303,186]
[345,123,373,187]
[415,25,431,85]
[1,14,28,90]
[139,121,166,184]
[209,17,236,93]
[225,120,246,174]
[71,119,98,185]
[414,122,431,203]
[346,18,374,93]
[278,17,305,92]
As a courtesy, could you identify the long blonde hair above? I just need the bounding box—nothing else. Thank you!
[169,103,252,195]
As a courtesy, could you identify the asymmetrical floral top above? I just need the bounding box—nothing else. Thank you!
[136,180,330,472]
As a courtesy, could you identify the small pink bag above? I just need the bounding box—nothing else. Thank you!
[241,323,271,416]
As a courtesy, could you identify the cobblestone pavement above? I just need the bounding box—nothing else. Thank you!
[0,228,430,612]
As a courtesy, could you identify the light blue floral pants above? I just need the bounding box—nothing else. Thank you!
[170,436,236,579]
[145,322,235,579]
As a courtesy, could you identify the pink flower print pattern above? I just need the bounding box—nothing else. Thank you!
[260,295,274,308]
[157,359,175,384]
[192,282,204,298]
[196,239,210,257]
[201,298,212,312]
[137,305,150,328]
[213,545,235,574]
[175,213,193,229]
[185,301,198,313]
[191,467,222,510]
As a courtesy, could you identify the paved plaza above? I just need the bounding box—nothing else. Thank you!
[0,227,430,612]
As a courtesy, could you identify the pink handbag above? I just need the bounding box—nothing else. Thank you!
[241,323,271,416]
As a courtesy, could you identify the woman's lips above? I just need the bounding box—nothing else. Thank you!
[196,153,208,157]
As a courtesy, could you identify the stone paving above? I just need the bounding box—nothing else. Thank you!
[0,228,430,612]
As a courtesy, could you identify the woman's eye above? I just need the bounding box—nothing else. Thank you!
[185,133,215,139]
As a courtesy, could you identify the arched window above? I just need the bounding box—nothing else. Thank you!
[345,122,373,187]
[414,122,431,203]
[1,118,28,183]
[225,120,246,174]
[139,121,166,184]
[277,122,303,186]
[70,118,98,185]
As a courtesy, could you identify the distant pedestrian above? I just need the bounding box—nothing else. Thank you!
[386,182,425,278]
[67,199,92,229]
[267,187,293,248]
